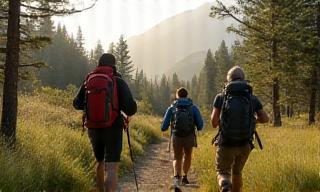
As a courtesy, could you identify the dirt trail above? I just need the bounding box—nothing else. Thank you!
[119,137,200,192]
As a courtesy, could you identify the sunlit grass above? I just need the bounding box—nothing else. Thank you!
[0,88,162,191]
[193,121,320,192]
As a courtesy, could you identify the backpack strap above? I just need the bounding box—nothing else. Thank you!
[249,94,263,150]
[212,92,227,146]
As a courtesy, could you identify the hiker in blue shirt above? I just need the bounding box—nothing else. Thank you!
[161,87,204,188]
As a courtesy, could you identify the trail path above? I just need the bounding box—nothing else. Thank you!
[119,137,200,192]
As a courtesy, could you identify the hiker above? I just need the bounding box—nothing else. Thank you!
[211,66,269,192]
[73,53,137,192]
[161,87,204,187]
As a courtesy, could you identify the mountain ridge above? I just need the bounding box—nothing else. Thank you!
[127,3,236,79]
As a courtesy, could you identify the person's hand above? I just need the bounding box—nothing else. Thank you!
[197,130,204,136]
[126,116,132,122]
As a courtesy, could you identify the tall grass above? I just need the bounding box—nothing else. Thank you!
[0,87,162,191]
[193,121,320,192]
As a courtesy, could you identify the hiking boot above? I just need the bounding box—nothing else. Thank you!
[181,175,189,185]
[220,180,232,192]
[173,175,181,187]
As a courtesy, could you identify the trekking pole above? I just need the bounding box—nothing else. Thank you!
[167,124,173,153]
[123,117,139,192]
[194,130,198,148]
[254,131,263,150]
[81,112,86,136]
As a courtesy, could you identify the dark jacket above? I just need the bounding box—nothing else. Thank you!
[161,98,204,132]
[73,67,137,128]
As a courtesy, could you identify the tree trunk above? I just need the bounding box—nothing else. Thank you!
[272,77,282,127]
[0,0,21,147]
[286,104,293,118]
[289,104,294,118]
[270,2,282,127]
[271,37,282,126]
[318,89,320,112]
[308,69,317,125]
[309,2,320,125]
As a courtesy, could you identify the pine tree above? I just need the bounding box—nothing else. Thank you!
[92,40,104,65]
[302,1,320,124]
[171,72,180,94]
[215,40,232,89]
[230,40,246,67]
[211,0,302,127]
[159,74,171,114]
[114,35,134,82]
[190,74,199,104]
[108,42,115,54]
[0,0,97,145]
[198,49,217,107]
[133,68,144,100]
[76,26,85,54]
[36,24,90,88]
[0,0,20,147]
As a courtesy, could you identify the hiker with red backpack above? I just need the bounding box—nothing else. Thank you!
[161,87,204,189]
[211,66,269,192]
[73,53,137,192]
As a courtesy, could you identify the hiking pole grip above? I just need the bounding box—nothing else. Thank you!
[212,132,219,145]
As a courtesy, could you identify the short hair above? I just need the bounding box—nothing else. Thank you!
[176,87,188,98]
[98,53,116,66]
[227,66,245,82]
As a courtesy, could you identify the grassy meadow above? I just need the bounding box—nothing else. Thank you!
[0,87,162,191]
[0,86,319,191]
[193,119,320,192]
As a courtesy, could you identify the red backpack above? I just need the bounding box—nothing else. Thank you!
[84,66,119,128]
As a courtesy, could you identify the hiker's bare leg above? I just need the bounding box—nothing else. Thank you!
[96,161,105,192]
[105,162,119,192]
[183,147,193,175]
[173,157,183,176]
[173,141,183,176]
[231,174,242,192]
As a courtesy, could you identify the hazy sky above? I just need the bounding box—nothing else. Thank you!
[53,0,216,51]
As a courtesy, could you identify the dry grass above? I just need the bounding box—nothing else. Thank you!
[0,87,162,191]
[193,120,320,192]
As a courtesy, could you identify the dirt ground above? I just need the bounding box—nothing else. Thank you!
[119,137,200,192]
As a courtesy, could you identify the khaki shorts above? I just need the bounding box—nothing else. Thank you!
[215,144,252,176]
[172,133,196,160]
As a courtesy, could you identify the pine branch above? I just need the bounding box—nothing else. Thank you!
[20,0,97,18]
[0,62,46,69]
[211,1,266,36]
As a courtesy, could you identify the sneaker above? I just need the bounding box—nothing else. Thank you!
[173,175,181,187]
[181,175,189,185]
